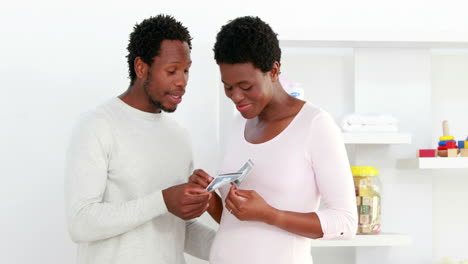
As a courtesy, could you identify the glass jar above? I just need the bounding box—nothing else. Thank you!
[351,166,382,234]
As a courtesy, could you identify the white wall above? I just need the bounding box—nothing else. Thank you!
[353,48,433,264]
[1,1,468,264]
[431,53,468,261]
[0,2,220,264]
[280,47,355,120]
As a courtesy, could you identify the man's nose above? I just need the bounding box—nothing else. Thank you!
[175,72,188,88]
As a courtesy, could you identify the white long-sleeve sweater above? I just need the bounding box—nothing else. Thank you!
[65,98,214,264]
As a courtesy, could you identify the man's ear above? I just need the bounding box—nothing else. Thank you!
[270,61,280,82]
[134,57,149,80]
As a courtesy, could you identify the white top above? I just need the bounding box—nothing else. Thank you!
[210,103,357,264]
[65,98,214,264]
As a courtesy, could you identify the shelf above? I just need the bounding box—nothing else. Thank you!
[280,40,468,49]
[398,157,468,169]
[343,132,412,144]
[310,233,412,247]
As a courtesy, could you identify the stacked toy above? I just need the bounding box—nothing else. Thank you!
[418,121,468,158]
[437,120,459,157]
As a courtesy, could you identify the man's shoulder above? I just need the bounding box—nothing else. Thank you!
[74,99,118,133]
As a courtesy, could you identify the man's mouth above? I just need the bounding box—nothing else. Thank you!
[167,93,183,105]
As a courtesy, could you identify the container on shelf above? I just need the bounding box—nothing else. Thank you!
[351,166,381,234]
[279,75,305,100]
[287,82,304,100]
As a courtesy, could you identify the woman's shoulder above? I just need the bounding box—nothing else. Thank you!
[300,102,333,123]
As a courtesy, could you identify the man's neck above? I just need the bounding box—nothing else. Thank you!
[119,84,161,113]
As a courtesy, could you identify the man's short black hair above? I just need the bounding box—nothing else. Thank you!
[213,16,281,73]
[126,15,192,85]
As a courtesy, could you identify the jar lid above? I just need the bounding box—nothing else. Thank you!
[351,166,379,176]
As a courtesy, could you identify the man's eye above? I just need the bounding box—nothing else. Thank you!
[240,86,252,91]
[224,86,232,91]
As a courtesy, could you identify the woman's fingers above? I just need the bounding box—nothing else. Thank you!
[225,197,237,215]
[234,189,252,199]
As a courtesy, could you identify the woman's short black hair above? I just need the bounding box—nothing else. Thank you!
[213,16,281,73]
[126,14,192,85]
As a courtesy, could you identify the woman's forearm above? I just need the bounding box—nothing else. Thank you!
[265,208,324,239]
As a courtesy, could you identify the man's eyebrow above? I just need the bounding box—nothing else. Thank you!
[167,60,192,64]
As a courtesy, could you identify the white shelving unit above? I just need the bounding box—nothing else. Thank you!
[343,132,412,144]
[310,233,412,247]
[398,157,468,169]
[340,132,413,249]
[278,39,453,262]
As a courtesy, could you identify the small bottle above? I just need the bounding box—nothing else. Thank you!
[287,82,304,100]
[351,166,382,234]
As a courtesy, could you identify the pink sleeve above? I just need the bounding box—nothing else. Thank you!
[306,111,358,240]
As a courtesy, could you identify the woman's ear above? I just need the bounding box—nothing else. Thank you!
[134,57,149,80]
[270,61,281,82]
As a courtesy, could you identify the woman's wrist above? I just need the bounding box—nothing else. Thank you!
[264,206,281,226]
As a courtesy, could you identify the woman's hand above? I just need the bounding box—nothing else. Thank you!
[225,185,276,224]
[188,169,214,189]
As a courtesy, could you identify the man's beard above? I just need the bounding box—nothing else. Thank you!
[143,76,176,113]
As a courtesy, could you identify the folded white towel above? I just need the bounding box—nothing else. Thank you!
[342,125,399,132]
[341,114,399,132]
[343,114,399,126]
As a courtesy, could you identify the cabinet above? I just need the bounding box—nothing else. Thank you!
[278,40,468,263]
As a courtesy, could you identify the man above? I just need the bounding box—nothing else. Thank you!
[65,15,214,264]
